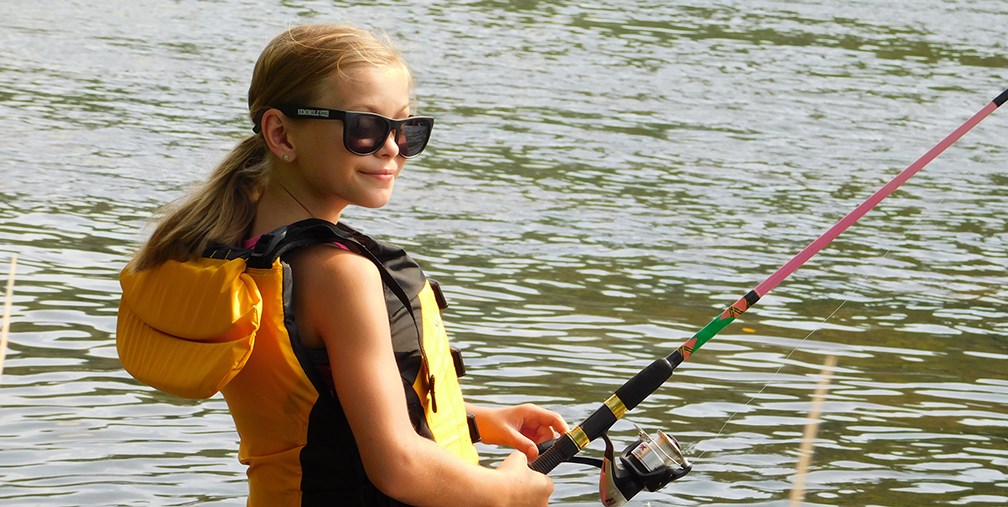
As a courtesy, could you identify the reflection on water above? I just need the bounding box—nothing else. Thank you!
[1,0,1006,505]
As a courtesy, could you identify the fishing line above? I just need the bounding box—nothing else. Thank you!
[688,135,999,460]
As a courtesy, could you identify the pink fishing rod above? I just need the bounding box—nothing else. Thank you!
[754,89,1008,297]
[532,87,1008,477]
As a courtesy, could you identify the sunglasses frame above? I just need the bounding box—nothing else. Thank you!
[274,106,434,159]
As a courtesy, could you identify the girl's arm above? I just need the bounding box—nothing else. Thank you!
[293,246,552,507]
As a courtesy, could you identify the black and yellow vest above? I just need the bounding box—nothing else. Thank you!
[117,219,479,506]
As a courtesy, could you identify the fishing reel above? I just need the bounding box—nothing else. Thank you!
[542,425,692,506]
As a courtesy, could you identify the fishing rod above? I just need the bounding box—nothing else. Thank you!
[531,87,1008,505]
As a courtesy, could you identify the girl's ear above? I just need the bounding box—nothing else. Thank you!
[260,108,297,162]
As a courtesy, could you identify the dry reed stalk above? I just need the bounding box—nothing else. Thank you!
[0,255,17,382]
[788,354,837,506]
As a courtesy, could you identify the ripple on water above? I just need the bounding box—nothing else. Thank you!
[2,0,1007,505]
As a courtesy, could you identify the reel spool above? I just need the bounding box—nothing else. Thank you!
[599,426,692,506]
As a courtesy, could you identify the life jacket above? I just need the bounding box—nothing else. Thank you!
[117,219,480,506]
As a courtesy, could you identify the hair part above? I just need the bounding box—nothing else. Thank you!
[128,24,411,272]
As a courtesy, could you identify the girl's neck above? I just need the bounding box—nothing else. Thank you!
[249,180,343,237]
[279,181,315,218]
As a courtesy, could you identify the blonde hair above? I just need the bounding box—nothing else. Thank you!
[129,24,411,271]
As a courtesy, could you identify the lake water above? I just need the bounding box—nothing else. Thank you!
[1,1,1006,505]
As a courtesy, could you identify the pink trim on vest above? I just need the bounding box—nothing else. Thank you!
[243,234,350,251]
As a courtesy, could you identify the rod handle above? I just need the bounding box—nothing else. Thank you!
[530,433,579,474]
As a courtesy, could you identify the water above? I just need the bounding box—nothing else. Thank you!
[1,1,1006,505]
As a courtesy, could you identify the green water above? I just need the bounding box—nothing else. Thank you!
[1,1,1005,505]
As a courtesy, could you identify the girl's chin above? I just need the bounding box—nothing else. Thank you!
[356,192,395,210]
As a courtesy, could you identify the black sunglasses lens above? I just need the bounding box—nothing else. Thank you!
[346,114,389,155]
[344,113,433,158]
[398,119,433,158]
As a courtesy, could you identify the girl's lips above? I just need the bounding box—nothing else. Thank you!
[362,170,396,181]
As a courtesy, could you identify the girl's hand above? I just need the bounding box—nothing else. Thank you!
[496,451,554,506]
[469,403,570,460]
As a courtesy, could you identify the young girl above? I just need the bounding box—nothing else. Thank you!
[117,24,567,506]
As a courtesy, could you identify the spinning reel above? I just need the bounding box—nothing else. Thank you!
[540,425,692,506]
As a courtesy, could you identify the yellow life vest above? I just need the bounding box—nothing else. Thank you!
[117,219,479,506]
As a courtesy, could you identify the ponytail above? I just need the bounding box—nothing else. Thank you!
[128,134,271,272]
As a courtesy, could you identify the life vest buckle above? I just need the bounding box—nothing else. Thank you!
[467,412,481,443]
[451,347,466,378]
[429,279,449,310]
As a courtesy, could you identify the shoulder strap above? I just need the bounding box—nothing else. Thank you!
[242,218,355,269]
[244,220,416,327]
[232,218,441,413]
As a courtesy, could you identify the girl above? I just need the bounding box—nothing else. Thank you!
[117,24,567,506]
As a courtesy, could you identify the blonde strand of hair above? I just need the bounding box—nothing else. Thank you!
[128,135,270,272]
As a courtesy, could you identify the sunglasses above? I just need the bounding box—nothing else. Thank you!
[274,106,434,159]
